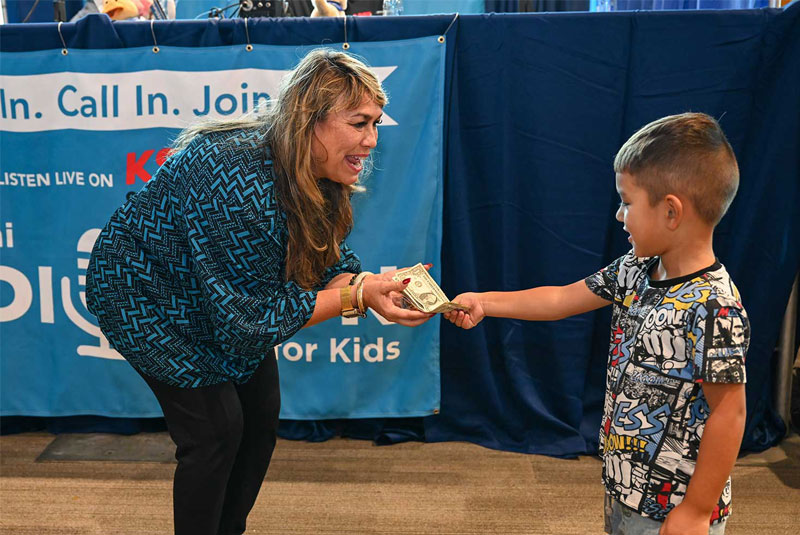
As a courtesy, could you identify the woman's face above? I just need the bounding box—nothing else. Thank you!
[311,96,383,186]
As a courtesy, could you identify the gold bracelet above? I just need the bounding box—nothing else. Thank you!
[353,271,373,288]
[356,279,367,317]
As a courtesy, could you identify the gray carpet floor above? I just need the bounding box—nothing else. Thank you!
[1,432,798,534]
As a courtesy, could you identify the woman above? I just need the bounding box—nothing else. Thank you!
[85,48,432,535]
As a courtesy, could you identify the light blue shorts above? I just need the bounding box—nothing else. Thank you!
[603,494,727,535]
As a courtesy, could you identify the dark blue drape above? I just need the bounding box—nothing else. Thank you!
[1,6,798,456]
[430,7,800,455]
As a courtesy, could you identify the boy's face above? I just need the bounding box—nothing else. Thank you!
[615,172,668,258]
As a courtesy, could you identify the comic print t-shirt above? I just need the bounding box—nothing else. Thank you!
[585,250,749,524]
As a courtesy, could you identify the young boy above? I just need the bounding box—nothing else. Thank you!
[446,112,749,535]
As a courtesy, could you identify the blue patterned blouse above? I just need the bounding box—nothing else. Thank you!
[85,128,361,388]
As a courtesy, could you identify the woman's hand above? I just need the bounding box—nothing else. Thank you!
[443,293,485,329]
[361,276,433,327]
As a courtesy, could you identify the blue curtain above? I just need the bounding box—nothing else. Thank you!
[426,6,799,455]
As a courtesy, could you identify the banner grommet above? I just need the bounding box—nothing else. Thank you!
[150,20,159,54]
[244,18,253,52]
[440,13,459,44]
[57,21,68,56]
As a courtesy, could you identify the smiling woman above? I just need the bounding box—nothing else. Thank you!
[84,48,432,535]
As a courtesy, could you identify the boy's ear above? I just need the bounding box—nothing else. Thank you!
[664,194,683,230]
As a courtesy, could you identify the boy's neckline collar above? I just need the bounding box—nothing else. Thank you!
[646,257,721,288]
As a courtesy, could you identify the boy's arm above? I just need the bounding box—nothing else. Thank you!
[446,280,611,329]
[660,382,746,535]
[484,280,611,320]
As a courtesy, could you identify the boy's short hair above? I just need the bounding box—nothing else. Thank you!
[614,112,740,225]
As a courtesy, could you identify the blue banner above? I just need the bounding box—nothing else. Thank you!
[0,37,445,419]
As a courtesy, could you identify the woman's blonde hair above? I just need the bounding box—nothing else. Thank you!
[173,48,387,289]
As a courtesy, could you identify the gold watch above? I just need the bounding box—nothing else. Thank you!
[340,285,361,318]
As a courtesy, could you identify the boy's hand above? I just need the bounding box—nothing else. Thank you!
[443,293,484,329]
[659,502,710,535]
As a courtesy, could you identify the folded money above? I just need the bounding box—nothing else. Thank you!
[392,264,470,314]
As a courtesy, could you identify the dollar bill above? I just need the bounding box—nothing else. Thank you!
[393,264,470,314]
[394,264,448,311]
[430,301,470,313]
[401,296,468,314]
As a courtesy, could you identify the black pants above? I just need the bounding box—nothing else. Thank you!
[139,354,280,535]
